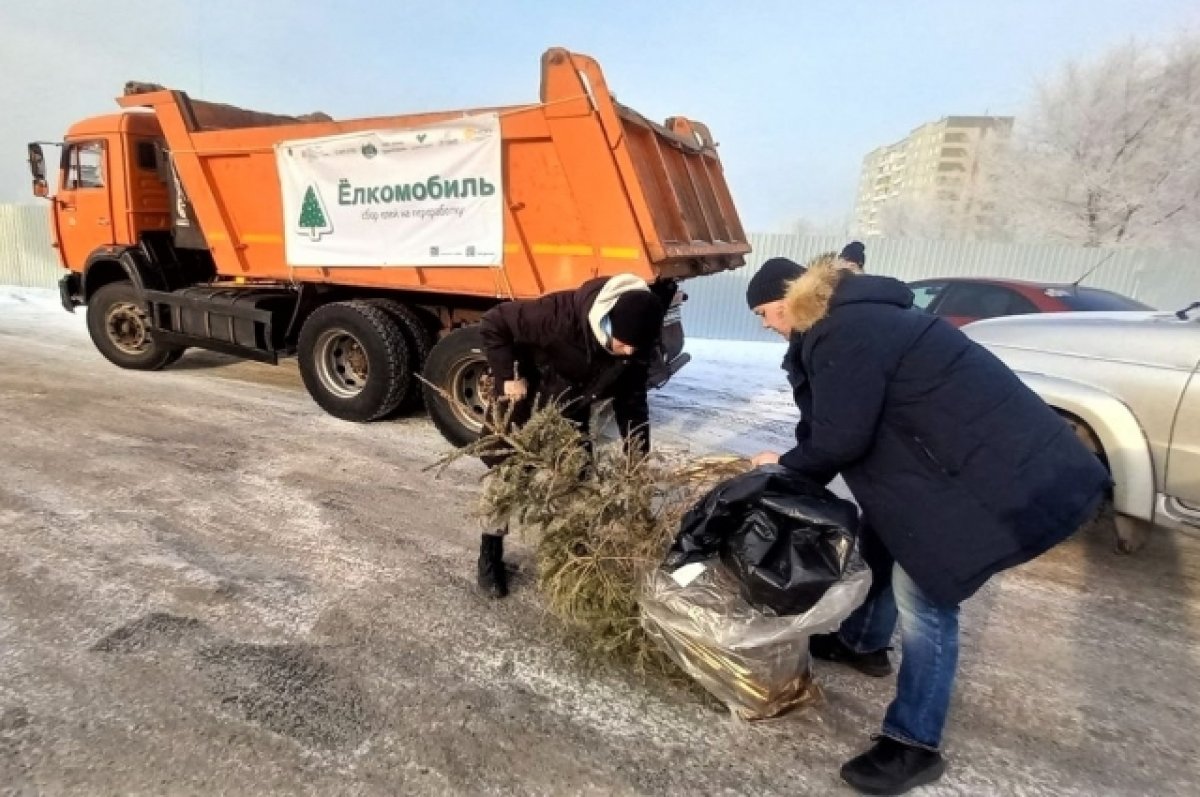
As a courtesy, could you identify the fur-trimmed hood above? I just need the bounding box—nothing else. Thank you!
[784,257,914,332]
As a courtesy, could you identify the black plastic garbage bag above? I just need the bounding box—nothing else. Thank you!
[665,465,860,615]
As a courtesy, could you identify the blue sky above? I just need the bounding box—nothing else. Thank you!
[1,1,1195,229]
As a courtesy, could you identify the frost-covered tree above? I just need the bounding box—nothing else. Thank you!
[988,35,1200,247]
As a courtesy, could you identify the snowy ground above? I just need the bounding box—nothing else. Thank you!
[2,285,1200,796]
[648,336,796,456]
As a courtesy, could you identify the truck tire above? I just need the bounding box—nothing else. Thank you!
[298,301,410,422]
[422,325,492,448]
[86,281,183,371]
[364,298,436,414]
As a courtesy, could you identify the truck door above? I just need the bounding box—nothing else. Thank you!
[57,140,115,267]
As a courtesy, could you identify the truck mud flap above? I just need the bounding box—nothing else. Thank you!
[59,273,82,313]
[143,286,297,364]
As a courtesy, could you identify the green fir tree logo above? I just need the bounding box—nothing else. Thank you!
[297,185,333,241]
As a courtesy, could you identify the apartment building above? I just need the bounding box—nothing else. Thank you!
[854,116,1013,237]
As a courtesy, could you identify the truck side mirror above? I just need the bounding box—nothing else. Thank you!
[28,143,49,198]
[27,143,46,180]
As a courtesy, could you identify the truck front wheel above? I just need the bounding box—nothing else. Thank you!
[298,301,411,422]
[86,281,183,371]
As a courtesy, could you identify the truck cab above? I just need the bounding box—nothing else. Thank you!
[33,113,172,273]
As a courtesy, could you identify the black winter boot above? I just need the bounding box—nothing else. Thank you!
[840,736,946,795]
[477,533,508,599]
[809,632,893,677]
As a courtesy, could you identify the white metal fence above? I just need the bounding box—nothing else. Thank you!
[683,235,1200,341]
[3,203,1198,341]
[0,204,60,289]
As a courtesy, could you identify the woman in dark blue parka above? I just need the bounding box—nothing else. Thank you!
[746,253,1109,795]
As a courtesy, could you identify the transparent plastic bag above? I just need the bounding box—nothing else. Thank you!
[640,559,871,720]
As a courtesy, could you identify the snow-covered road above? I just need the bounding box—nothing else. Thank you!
[2,285,1199,796]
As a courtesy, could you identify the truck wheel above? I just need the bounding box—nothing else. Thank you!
[422,325,492,448]
[364,299,436,414]
[86,281,182,371]
[298,301,410,422]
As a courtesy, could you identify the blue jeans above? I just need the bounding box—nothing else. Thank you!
[838,564,961,751]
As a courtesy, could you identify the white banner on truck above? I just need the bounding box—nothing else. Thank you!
[275,113,503,267]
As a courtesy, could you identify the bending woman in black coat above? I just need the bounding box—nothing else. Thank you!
[475,274,666,598]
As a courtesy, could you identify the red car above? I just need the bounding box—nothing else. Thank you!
[907,277,1152,327]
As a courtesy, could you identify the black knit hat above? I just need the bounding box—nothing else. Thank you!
[609,291,665,350]
[840,241,866,269]
[745,257,805,309]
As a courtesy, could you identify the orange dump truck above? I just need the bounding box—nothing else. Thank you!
[27,48,748,442]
